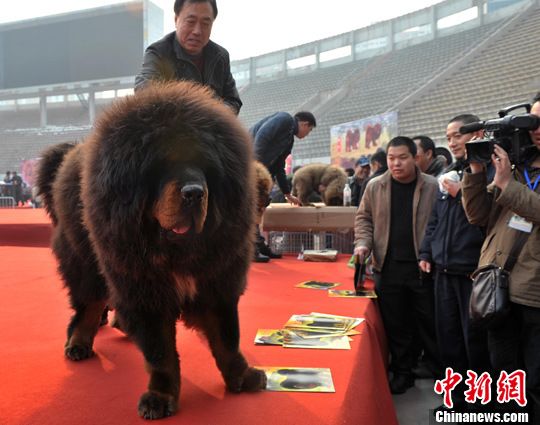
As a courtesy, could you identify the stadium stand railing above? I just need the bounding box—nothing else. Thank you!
[398,2,540,145]
[1,0,538,173]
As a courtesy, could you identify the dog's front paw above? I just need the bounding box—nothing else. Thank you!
[227,367,267,393]
[138,391,177,420]
[241,367,267,392]
[64,343,94,361]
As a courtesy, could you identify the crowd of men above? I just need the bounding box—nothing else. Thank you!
[354,102,540,421]
[2,170,26,206]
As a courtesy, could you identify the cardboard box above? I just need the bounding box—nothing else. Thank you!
[302,249,339,262]
[262,203,357,232]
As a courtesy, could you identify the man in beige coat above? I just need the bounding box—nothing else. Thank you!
[462,92,540,420]
[354,136,439,394]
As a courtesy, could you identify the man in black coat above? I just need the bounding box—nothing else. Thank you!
[250,111,316,262]
[413,135,446,177]
[419,114,493,410]
[134,0,242,114]
[350,155,371,207]
[354,150,388,207]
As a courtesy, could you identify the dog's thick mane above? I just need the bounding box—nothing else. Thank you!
[80,82,255,281]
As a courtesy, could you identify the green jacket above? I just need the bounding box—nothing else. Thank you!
[462,168,540,308]
[354,169,438,272]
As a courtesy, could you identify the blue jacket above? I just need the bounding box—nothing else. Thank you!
[419,160,494,274]
[250,112,297,195]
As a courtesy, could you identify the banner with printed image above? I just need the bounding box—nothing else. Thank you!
[330,111,398,169]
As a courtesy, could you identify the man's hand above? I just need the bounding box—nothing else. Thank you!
[467,137,485,174]
[442,179,461,198]
[353,246,370,264]
[492,145,512,191]
[469,162,485,174]
[284,193,301,206]
[419,260,431,274]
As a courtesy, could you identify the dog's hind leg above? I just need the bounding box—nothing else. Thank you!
[65,298,107,360]
[186,299,267,393]
[120,312,179,420]
[54,232,108,361]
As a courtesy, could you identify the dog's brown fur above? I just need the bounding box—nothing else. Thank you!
[253,161,273,223]
[37,81,267,420]
[292,163,348,206]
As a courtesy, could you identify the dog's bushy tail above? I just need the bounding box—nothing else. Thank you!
[36,142,76,224]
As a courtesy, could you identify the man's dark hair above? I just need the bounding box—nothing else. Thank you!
[174,0,218,18]
[435,146,453,167]
[412,135,435,156]
[532,92,540,104]
[294,111,316,127]
[370,150,387,167]
[387,136,417,157]
[448,114,480,126]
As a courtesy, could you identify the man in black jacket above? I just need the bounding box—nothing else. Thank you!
[134,0,242,114]
[350,155,371,207]
[413,135,446,177]
[419,114,492,410]
[355,150,388,206]
[250,111,316,262]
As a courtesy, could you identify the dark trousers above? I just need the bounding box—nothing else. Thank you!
[489,303,540,419]
[255,225,265,245]
[434,271,491,403]
[374,260,440,377]
[435,271,491,372]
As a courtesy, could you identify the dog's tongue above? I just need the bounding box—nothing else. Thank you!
[172,225,190,234]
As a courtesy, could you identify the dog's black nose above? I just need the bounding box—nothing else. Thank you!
[181,184,204,207]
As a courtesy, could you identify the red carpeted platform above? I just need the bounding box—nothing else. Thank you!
[0,209,397,425]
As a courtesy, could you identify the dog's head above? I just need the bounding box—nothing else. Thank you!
[153,165,209,240]
[82,81,255,251]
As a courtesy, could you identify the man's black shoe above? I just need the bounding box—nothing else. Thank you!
[389,374,415,394]
[257,242,282,259]
[254,252,270,263]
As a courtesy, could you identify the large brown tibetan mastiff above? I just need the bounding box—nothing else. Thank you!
[37,82,267,420]
[292,163,348,206]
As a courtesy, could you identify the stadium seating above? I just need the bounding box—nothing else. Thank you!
[398,5,540,144]
[1,2,539,173]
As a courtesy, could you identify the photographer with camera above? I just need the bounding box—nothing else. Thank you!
[419,114,491,410]
[461,93,540,420]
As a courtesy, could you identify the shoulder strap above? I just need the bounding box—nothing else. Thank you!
[503,230,531,271]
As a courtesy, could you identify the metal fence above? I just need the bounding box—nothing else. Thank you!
[267,230,355,255]
[0,196,16,208]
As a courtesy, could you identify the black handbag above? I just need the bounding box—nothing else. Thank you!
[469,231,529,329]
[354,261,367,293]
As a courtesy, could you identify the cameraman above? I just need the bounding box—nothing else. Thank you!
[461,93,540,419]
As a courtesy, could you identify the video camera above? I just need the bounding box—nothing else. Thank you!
[460,103,540,164]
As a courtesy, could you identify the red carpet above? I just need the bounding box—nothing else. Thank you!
[0,210,397,425]
[0,208,51,247]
